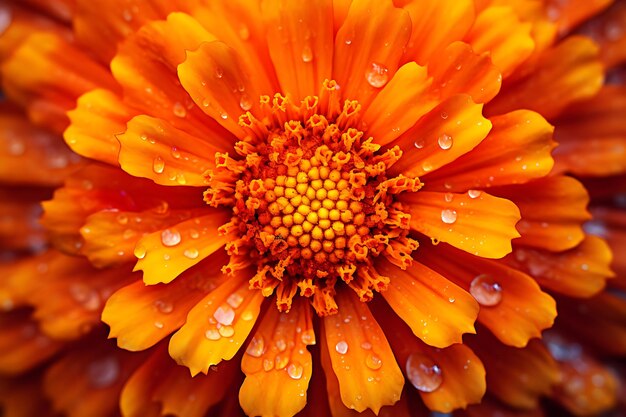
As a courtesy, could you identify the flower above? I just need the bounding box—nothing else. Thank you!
[0,0,625,417]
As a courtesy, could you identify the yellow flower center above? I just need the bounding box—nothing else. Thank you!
[205,80,422,315]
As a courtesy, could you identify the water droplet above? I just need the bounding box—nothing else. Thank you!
[154,321,164,329]
[440,111,448,119]
[239,94,252,111]
[171,147,181,159]
[444,193,454,203]
[213,304,235,326]
[263,358,274,371]
[215,67,224,78]
[366,62,389,88]
[87,356,120,388]
[437,134,453,150]
[301,45,313,63]
[183,247,199,259]
[345,39,352,45]
[301,329,315,345]
[240,309,254,321]
[246,336,265,357]
[218,325,235,337]
[227,293,244,309]
[122,9,133,22]
[172,102,187,118]
[134,245,146,259]
[469,274,502,306]
[287,362,304,380]
[335,340,348,355]
[69,284,100,311]
[275,338,287,352]
[220,111,228,120]
[366,353,383,370]
[468,189,482,199]
[205,329,221,340]
[161,229,181,247]
[406,352,443,393]
[414,140,425,149]
[448,297,455,303]
[7,138,25,155]
[361,341,372,350]
[152,156,165,174]
[441,209,457,224]
[275,354,289,369]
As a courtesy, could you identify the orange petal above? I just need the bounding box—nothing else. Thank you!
[389,94,492,178]
[1,31,117,134]
[544,0,612,36]
[44,338,144,417]
[424,110,555,192]
[333,0,411,108]
[553,85,626,177]
[458,396,546,417]
[0,309,64,375]
[372,300,486,412]
[178,41,263,139]
[121,343,239,417]
[117,115,223,186]
[400,190,520,259]
[239,298,314,417]
[587,206,626,292]
[322,289,404,414]
[421,244,556,347]
[465,6,534,77]
[486,36,604,120]
[505,235,614,298]
[0,187,48,252]
[361,62,434,145]
[64,89,131,166]
[262,0,333,100]
[168,270,264,375]
[469,334,560,409]
[493,176,590,252]
[578,0,626,69]
[103,251,228,352]
[81,207,207,268]
[425,41,502,105]
[377,258,478,348]
[134,210,231,285]
[400,0,475,66]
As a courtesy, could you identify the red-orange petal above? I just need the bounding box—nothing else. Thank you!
[377,258,478,348]
[505,235,614,298]
[401,191,520,259]
[322,289,404,414]
[587,206,626,292]
[333,0,411,108]
[168,270,264,375]
[544,0,613,36]
[424,110,555,192]
[578,0,626,69]
[0,187,48,252]
[134,210,231,285]
[389,94,492,177]
[421,244,556,347]
[486,36,604,120]
[239,298,314,417]
[103,251,229,351]
[493,176,591,252]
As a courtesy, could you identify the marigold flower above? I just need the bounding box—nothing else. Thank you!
[0,0,625,417]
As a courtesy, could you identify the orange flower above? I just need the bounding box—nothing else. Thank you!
[0,1,625,416]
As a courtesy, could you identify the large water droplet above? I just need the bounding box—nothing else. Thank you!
[301,45,313,63]
[134,244,147,259]
[366,62,389,88]
[239,94,253,111]
[263,358,274,371]
[301,329,315,345]
[287,362,304,380]
[172,102,187,118]
[335,340,349,355]
[275,338,287,352]
[406,353,443,393]
[205,329,221,340]
[227,292,244,309]
[154,299,174,314]
[414,140,425,149]
[183,247,199,259]
[469,274,502,306]
[437,134,453,150]
[246,336,265,358]
[441,209,457,224]
[468,189,482,199]
[218,325,235,337]
[213,304,235,326]
[161,229,181,247]
[366,353,383,370]
[152,156,165,174]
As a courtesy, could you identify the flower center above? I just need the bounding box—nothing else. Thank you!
[205,80,422,316]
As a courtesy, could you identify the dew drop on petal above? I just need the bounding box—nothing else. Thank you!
[154,299,174,314]
[263,358,274,371]
[301,45,313,63]
[468,189,482,199]
[218,325,235,337]
[414,140,425,149]
[171,147,181,159]
[366,62,389,88]
[335,340,349,355]
[205,329,221,340]
[152,156,165,174]
[287,362,304,380]
[161,229,181,247]
[441,209,457,224]
[406,352,443,393]
[134,244,147,259]
[183,247,199,259]
[220,111,229,120]
[240,94,253,111]
[275,338,287,352]
[300,329,316,345]
[366,353,383,370]
[172,102,187,118]
[444,193,454,203]
[213,304,235,326]
[246,336,265,358]
[227,292,244,309]
[154,321,164,329]
[437,134,453,150]
[215,67,224,78]
[469,274,503,306]
[440,111,448,120]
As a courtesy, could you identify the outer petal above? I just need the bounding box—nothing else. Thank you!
[239,299,314,417]
[103,251,229,351]
[322,289,404,414]
[0,187,48,251]
[486,36,604,120]
[421,244,557,347]
[377,258,478,348]
[578,0,626,69]
[400,191,520,259]
[134,210,232,285]
[389,94,492,177]
[587,206,626,291]
[544,0,612,35]
[168,270,264,375]
[505,235,614,298]
[262,0,334,101]
[493,176,591,252]
[333,0,411,108]
[424,110,555,192]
